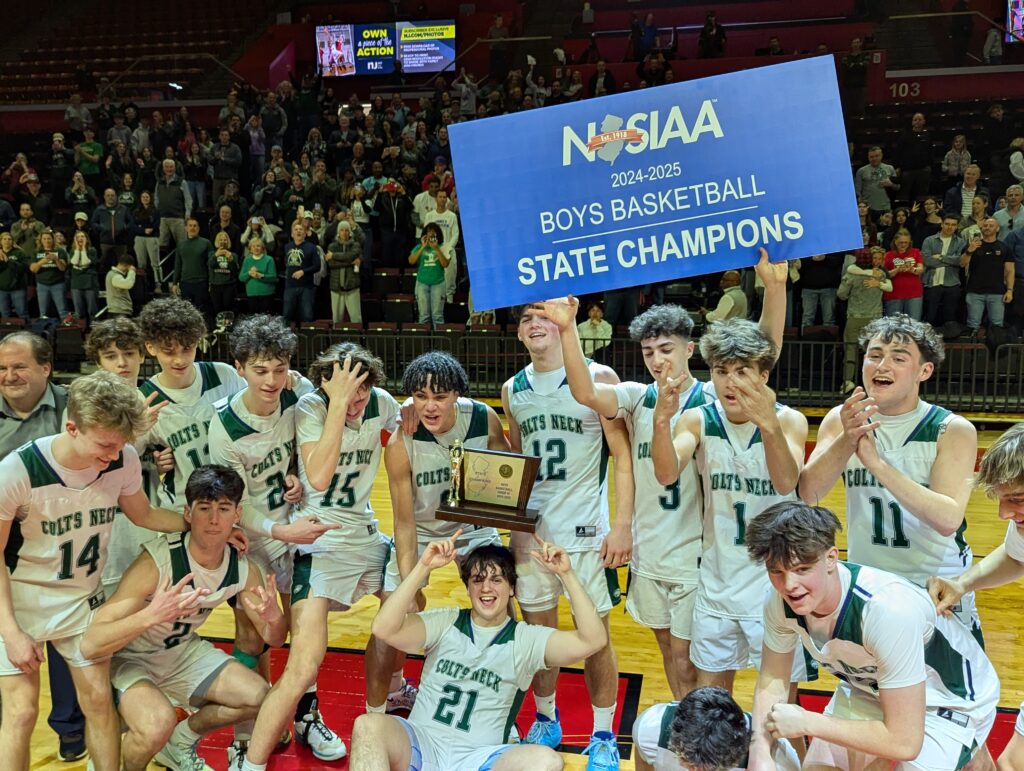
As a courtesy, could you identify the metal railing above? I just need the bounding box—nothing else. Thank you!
[191,330,1024,411]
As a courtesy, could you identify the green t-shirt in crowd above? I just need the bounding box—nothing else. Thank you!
[413,245,445,286]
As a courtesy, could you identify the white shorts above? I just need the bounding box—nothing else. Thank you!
[396,715,515,771]
[689,613,815,682]
[512,546,621,615]
[807,683,995,771]
[1016,705,1024,737]
[248,548,295,596]
[292,536,390,611]
[111,636,234,709]
[0,630,105,675]
[625,572,696,640]
[384,530,502,593]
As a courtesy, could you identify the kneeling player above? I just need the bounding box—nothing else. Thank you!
[632,686,799,771]
[747,502,998,771]
[82,465,287,771]
[350,533,607,771]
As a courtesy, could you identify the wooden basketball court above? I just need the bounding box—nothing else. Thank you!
[27,425,1024,770]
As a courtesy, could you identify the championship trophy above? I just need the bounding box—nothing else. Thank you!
[436,443,541,533]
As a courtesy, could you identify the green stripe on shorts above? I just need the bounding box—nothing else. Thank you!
[605,568,622,607]
[291,553,313,604]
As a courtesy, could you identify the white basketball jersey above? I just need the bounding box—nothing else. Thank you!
[617,379,712,583]
[139,361,245,511]
[0,436,141,640]
[508,363,609,553]
[695,400,798,619]
[295,387,399,553]
[763,562,998,748]
[121,532,249,654]
[208,386,306,563]
[632,702,800,770]
[843,401,972,584]
[403,397,495,541]
[409,608,555,746]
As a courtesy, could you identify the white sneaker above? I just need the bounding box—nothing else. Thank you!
[226,739,247,770]
[153,739,214,770]
[295,710,347,761]
[386,680,418,713]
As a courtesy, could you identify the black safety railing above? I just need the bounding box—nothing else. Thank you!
[196,331,1024,411]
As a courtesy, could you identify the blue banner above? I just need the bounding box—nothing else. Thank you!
[449,57,861,310]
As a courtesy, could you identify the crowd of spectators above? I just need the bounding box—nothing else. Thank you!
[0,27,1022,364]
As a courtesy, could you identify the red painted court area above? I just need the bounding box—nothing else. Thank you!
[198,642,642,769]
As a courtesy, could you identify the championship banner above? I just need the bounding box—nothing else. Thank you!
[449,57,862,311]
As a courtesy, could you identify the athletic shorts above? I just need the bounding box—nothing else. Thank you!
[689,613,815,683]
[948,589,985,649]
[395,714,517,771]
[292,535,391,611]
[511,545,621,616]
[625,572,696,640]
[248,548,295,596]
[0,630,104,675]
[111,636,234,709]
[806,682,995,771]
[384,529,502,593]
[1016,705,1024,737]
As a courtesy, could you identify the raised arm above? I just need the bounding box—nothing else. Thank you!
[652,402,700,486]
[753,247,789,356]
[118,489,187,533]
[929,542,1024,616]
[800,396,876,504]
[531,297,619,418]
[501,379,523,453]
[299,359,368,491]
[384,432,418,580]
[857,415,976,536]
[237,565,288,648]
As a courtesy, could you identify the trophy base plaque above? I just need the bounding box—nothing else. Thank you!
[437,503,540,533]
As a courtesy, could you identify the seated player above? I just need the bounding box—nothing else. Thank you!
[371,351,510,715]
[84,317,175,596]
[747,502,998,771]
[238,344,399,769]
[928,422,1024,771]
[349,533,608,771]
[650,318,810,694]
[632,686,799,771]
[0,371,196,769]
[82,465,287,771]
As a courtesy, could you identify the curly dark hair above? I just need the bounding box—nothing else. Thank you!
[858,313,945,367]
[84,318,145,363]
[401,351,469,396]
[667,687,749,770]
[230,314,297,366]
[307,341,385,389]
[459,544,517,591]
[138,297,207,348]
[628,304,695,342]
[421,222,444,246]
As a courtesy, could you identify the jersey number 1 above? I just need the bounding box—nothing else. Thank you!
[432,683,478,732]
[869,497,909,548]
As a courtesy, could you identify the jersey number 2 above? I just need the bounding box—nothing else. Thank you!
[432,684,478,732]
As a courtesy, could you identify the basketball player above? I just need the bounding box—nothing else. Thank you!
[799,315,982,642]
[205,314,344,764]
[349,533,608,771]
[928,422,1024,771]
[747,502,998,771]
[632,686,800,771]
[237,344,400,769]
[650,319,809,695]
[371,352,510,717]
[502,305,634,769]
[530,249,788,698]
[0,371,198,770]
[81,465,287,771]
[137,297,246,510]
[84,318,175,596]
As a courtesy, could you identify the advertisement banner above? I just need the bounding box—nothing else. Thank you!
[449,57,861,311]
[396,20,457,73]
[354,23,396,75]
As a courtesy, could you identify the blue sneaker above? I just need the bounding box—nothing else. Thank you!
[523,709,562,747]
[583,730,620,771]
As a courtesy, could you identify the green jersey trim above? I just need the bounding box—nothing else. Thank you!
[643,383,658,409]
[467,401,489,440]
[657,701,679,749]
[217,402,257,442]
[138,380,173,407]
[924,628,970,699]
[18,442,62,488]
[700,402,728,441]
[453,608,518,646]
[512,369,532,394]
[904,405,952,445]
[504,688,528,743]
[167,533,240,590]
[363,389,379,421]
[198,361,222,393]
